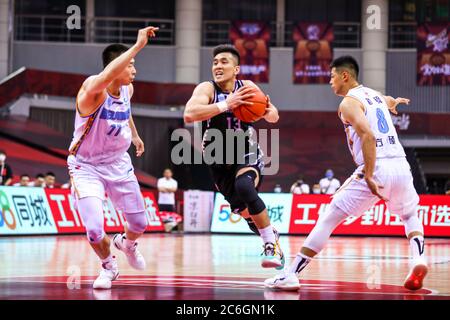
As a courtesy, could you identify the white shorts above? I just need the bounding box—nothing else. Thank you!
[331,157,419,220]
[67,153,145,213]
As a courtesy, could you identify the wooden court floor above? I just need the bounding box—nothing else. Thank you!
[0,233,449,300]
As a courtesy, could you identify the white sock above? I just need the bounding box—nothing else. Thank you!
[409,236,425,263]
[123,236,136,249]
[288,253,312,275]
[101,254,114,268]
[258,225,276,244]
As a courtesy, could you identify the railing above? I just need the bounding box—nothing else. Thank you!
[203,20,361,48]
[87,17,174,45]
[14,14,175,45]
[389,22,417,48]
[14,15,416,48]
[15,14,86,42]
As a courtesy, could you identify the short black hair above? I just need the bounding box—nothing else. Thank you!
[213,44,240,65]
[36,173,45,179]
[0,149,6,155]
[330,55,359,79]
[102,44,129,68]
[45,172,55,178]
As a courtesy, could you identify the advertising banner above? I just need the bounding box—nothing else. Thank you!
[210,193,293,234]
[293,23,334,84]
[417,23,450,86]
[230,21,270,83]
[0,187,163,235]
[183,190,215,232]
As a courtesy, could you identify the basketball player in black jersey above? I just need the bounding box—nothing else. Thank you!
[184,45,284,269]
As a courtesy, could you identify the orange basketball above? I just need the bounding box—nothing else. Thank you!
[233,87,268,123]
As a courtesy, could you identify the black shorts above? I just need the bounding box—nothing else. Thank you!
[158,204,175,212]
[209,157,264,214]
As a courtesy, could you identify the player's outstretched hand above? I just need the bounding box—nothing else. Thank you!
[132,136,145,157]
[365,176,387,201]
[226,85,255,110]
[389,97,410,115]
[135,26,159,50]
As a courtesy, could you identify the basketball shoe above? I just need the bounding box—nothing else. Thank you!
[113,233,146,270]
[404,261,428,291]
[264,270,300,291]
[261,240,284,269]
[93,257,119,289]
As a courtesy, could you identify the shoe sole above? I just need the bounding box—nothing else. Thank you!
[93,273,119,290]
[404,264,428,291]
[261,259,283,268]
[264,283,300,291]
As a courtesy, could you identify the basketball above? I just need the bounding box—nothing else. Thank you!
[233,87,268,123]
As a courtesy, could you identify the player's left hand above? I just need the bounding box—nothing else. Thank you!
[389,97,410,115]
[263,95,279,123]
[132,136,145,157]
[365,176,387,201]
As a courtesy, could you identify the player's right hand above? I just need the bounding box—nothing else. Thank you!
[226,85,256,110]
[365,176,387,201]
[389,97,410,115]
[135,26,159,50]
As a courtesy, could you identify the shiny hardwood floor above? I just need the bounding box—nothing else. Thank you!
[0,233,449,300]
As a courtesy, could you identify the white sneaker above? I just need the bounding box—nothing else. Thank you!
[264,271,300,291]
[93,258,119,289]
[113,233,146,270]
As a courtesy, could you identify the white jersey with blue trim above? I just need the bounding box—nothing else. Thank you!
[68,85,132,164]
[340,85,406,166]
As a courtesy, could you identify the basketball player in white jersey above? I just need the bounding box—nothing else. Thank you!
[265,56,427,291]
[68,26,159,289]
[184,45,284,268]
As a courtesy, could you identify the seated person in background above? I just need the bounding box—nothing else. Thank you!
[0,150,13,186]
[445,179,450,196]
[274,184,282,193]
[45,172,57,189]
[29,173,46,187]
[312,184,321,194]
[290,175,310,194]
[157,168,178,212]
[319,169,341,194]
[13,174,30,187]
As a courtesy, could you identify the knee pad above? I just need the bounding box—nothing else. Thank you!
[124,211,148,234]
[87,229,105,244]
[234,171,266,215]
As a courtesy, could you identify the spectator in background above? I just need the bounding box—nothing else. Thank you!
[290,175,310,194]
[157,168,178,212]
[45,172,56,189]
[274,184,282,193]
[61,180,71,189]
[445,179,450,196]
[13,174,30,187]
[319,169,341,194]
[29,173,46,187]
[312,184,321,194]
[0,150,13,186]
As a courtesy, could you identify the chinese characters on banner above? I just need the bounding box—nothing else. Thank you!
[289,194,450,237]
[0,187,163,235]
[417,23,450,85]
[230,21,270,83]
[293,23,334,84]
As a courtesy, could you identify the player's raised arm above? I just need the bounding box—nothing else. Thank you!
[382,95,410,115]
[183,82,255,123]
[339,97,385,200]
[78,27,158,115]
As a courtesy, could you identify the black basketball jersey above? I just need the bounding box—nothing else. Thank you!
[201,80,262,166]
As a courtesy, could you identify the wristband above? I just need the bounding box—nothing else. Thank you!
[216,100,229,113]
